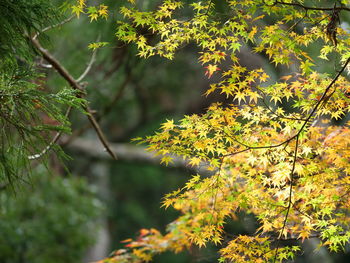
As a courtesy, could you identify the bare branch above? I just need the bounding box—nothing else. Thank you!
[76,36,100,82]
[76,50,97,82]
[30,37,117,160]
[61,72,132,146]
[33,15,75,39]
[269,1,350,12]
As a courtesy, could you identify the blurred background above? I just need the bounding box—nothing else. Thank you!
[1,0,350,262]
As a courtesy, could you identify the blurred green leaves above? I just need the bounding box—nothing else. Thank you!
[0,168,103,263]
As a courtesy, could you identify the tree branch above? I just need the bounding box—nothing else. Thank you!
[270,1,350,12]
[76,36,100,82]
[33,15,75,40]
[296,57,350,134]
[67,137,214,176]
[61,71,132,146]
[273,135,299,263]
[30,37,117,160]
[224,57,350,155]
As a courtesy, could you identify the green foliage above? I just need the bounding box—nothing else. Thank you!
[0,0,56,69]
[0,0,86,186]
[0,168,103,263]
[0,68,85,186]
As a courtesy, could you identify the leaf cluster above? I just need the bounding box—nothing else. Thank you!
[78,0,350,262]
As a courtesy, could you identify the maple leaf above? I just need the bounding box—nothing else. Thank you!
[161,119,175,130]
[205,64,220,78]
[98,4,108,18]
[160,155,173,165]
[88,42,109,50]
[188,157,201,167]
[259,72,269,82]
[71,5,83,18]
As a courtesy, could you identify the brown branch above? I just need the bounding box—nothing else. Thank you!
[224,57,350,156]
[252,85,308,121]
[269,1,350,12]
[30,37,117,160]
[61,71,132,146]
[218,59,350,262]
[270,58,350,261]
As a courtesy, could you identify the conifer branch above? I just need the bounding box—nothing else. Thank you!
[28,106,72,160]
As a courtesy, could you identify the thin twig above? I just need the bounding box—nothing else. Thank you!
[205,0,213,15]
[76,50,97,82]
[296,57,350,134]
[33,15,75,39]
[252,85,308,121]
[76,35,100,82]
[270,58,350,261]
[30,37,117,160]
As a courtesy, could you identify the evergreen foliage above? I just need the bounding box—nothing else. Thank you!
[0,0,56,69]
[0,0,84,187]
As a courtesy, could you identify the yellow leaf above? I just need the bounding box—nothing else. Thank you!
[189,157,201,167]
[205,64,220,78]
[161,119,175,130]
[160,155,173,166]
